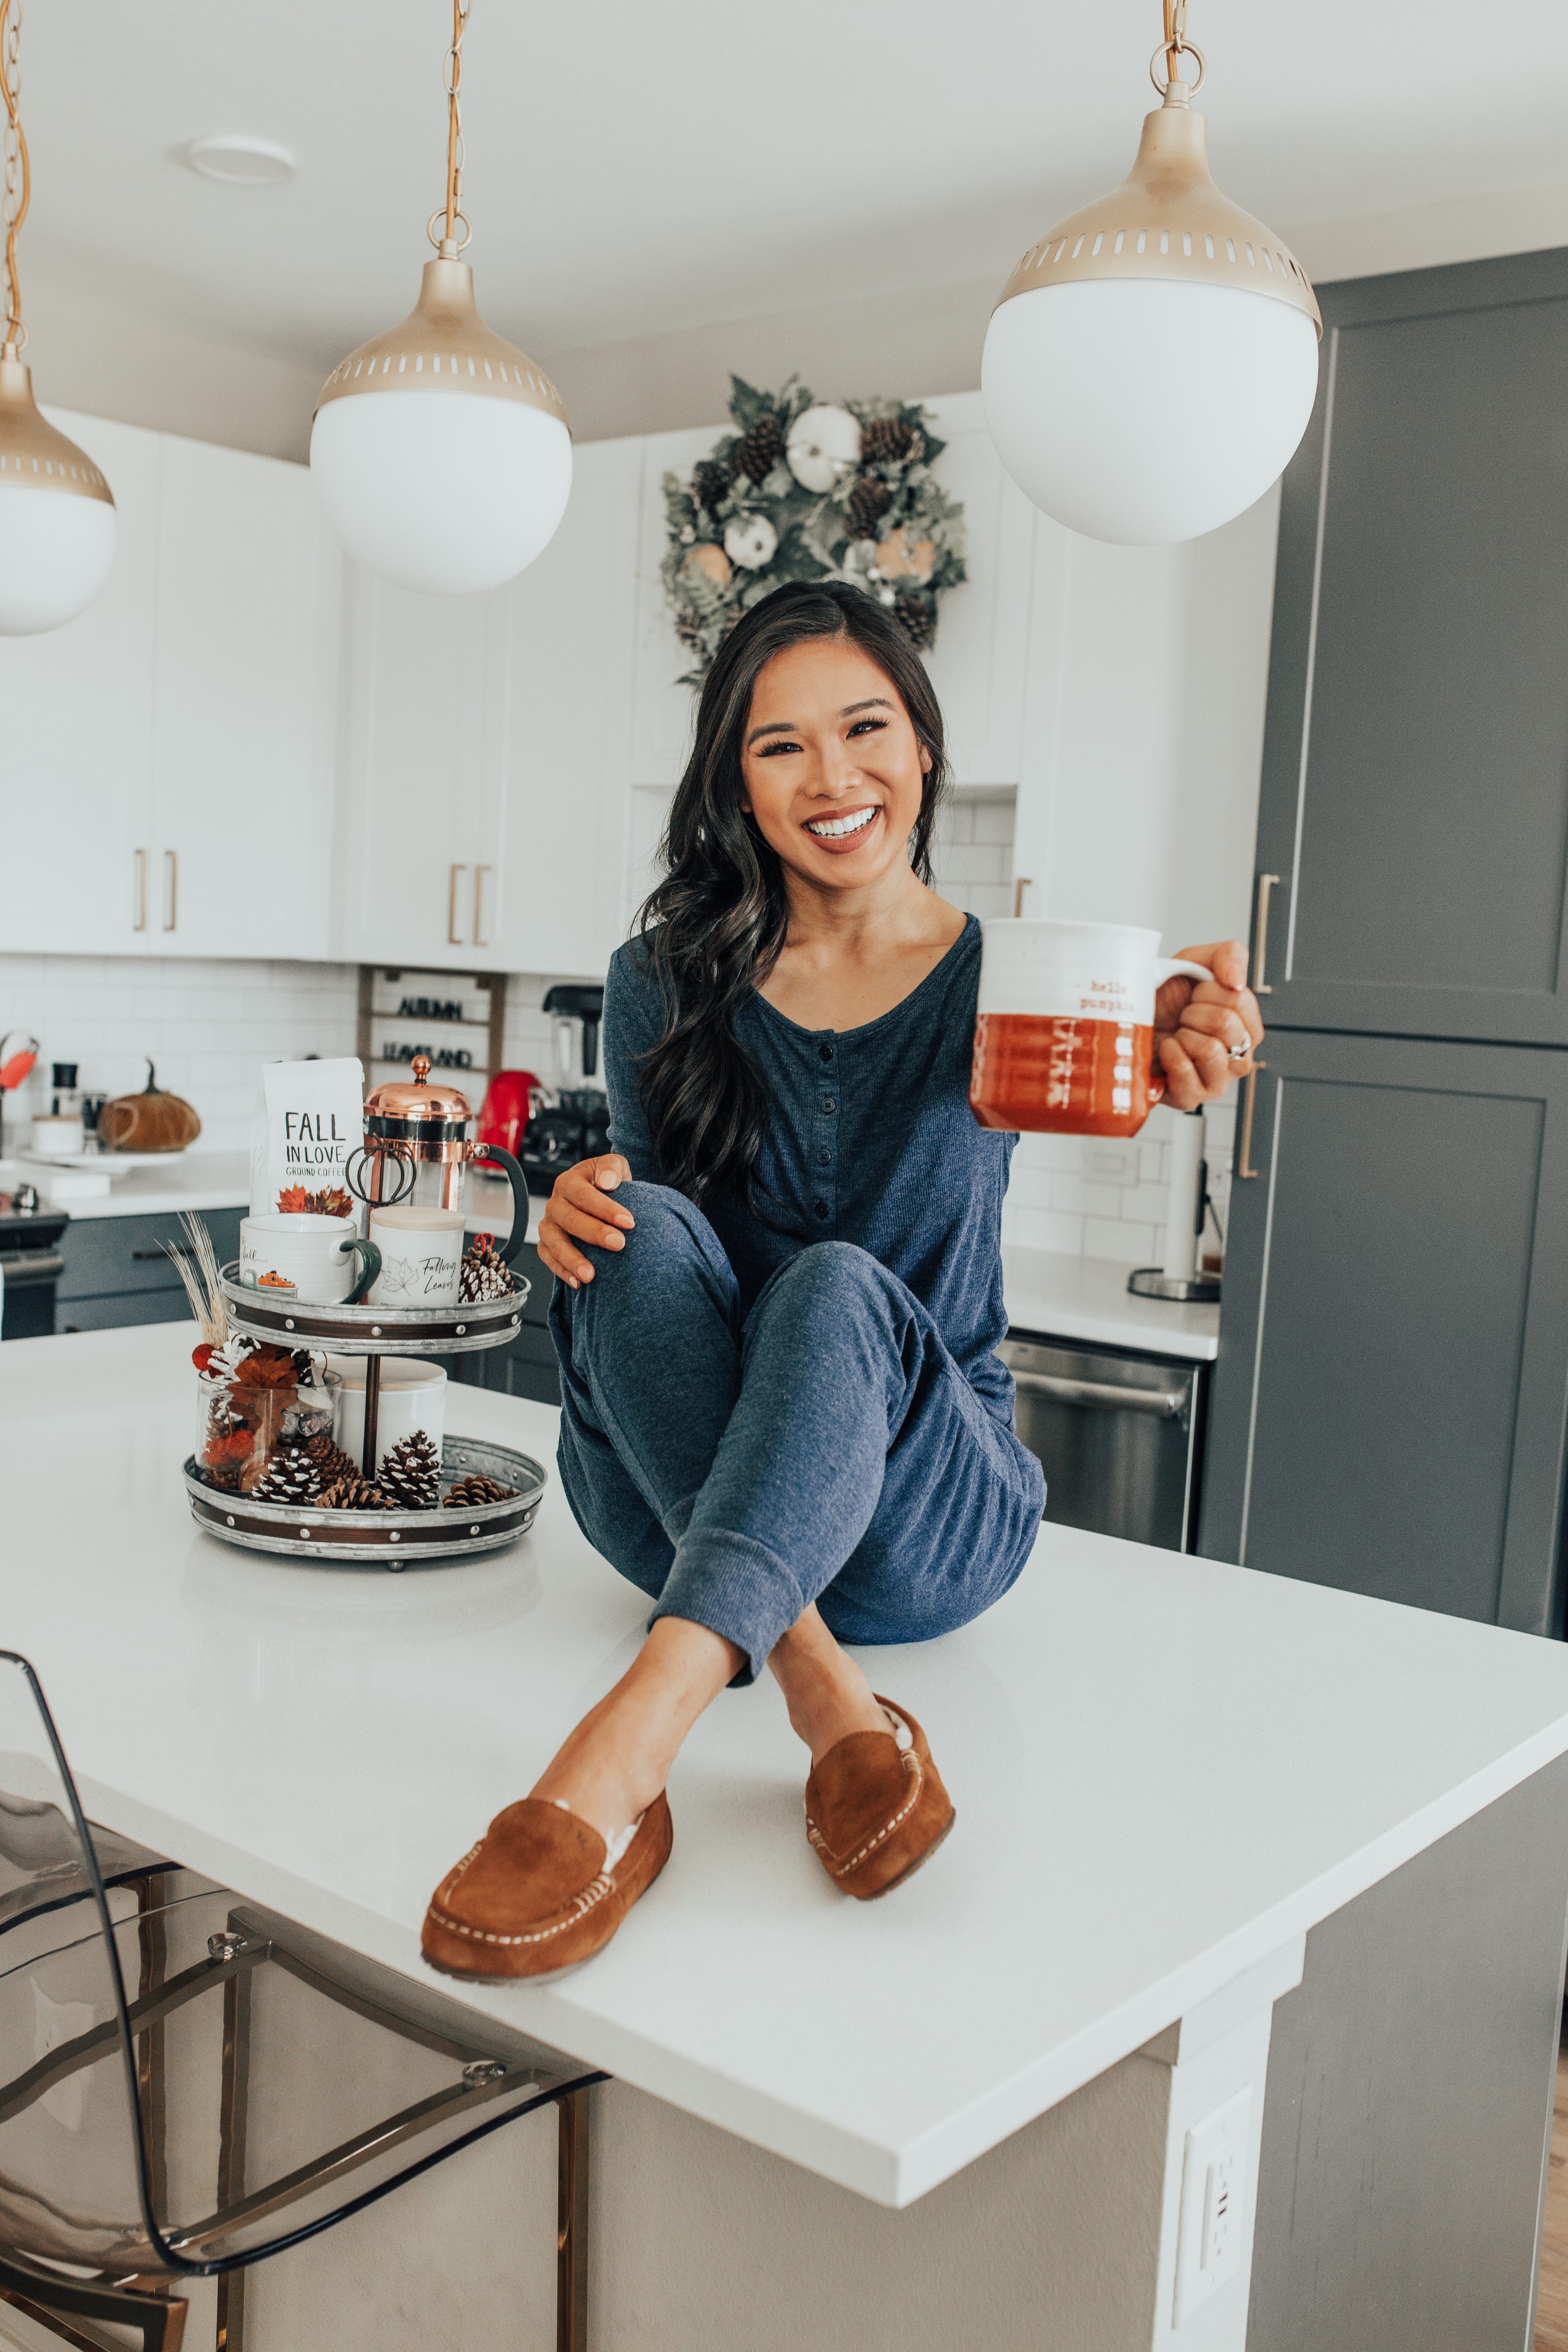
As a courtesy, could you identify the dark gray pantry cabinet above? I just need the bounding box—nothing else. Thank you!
[1201,245,1568,1635]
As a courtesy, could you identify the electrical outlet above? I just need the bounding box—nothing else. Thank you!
[1172,2086,1253,2327]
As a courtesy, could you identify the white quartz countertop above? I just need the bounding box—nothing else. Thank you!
[0,1150,252,1220]
[7,1323,1568,2207]
[1002,1245,1220,1361]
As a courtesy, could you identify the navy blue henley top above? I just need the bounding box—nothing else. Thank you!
[602,914,1018,1426]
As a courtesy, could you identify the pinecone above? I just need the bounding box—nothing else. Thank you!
[845,474,892,541]
[861,416,923,469]
[893,596,936,651]
[692,458,731,515]
[304,1432,361,1486]
[252,1439,325,1505]
[729,412,783,486]
[442,1474,520,1509]
[318,1474,393,1511]
[459,1239,513,1302]
[377,1428,442,1510]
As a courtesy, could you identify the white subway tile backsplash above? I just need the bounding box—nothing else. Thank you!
[1083,1216,1156,1266]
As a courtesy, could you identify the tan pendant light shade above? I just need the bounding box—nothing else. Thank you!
[994,89,1320,331]
[309,0,572,597]
[315,254,567,426]
[0,0,116,632]
[982,8,1323,546]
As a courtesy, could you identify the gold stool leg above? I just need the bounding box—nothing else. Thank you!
[556,2088,590,2352]
[214,1949,254,2352]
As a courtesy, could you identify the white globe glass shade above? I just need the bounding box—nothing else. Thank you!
[0,483,117,635]
[982,278,1319,544]
[310,390,573,596]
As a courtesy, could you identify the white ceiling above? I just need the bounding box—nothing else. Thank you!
[17,1,1568,375]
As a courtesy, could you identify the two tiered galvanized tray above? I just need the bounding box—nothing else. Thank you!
[181,1266,547,1569]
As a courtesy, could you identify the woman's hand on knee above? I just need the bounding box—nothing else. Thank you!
[538,1155,636,1288]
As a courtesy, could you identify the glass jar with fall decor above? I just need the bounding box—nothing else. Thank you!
[195,1336,336,1497]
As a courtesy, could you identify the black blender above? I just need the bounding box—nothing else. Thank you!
[520,985,611,1192]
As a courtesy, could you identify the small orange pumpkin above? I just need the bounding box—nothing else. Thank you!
[99,1059,202,1154]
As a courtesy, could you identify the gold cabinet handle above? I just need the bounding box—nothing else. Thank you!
[162,848,178,933]
[448,863,467,946]
[1012,876,1033,919]
[1253,872,1281,994]
[132,848,147,933]
[1237,1060,1268,1179]
[473,863,493,948]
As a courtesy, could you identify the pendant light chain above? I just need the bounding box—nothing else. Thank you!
[1154,0,1205,97]
[1,0,27,356]
[430,0,472,258]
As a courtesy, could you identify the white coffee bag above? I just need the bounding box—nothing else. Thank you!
[249,1058,365,1220]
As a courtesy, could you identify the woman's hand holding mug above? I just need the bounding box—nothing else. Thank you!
[1153,939,1264,1110]
[538,1153,636,1289]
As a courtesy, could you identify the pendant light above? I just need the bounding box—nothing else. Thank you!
[982,1,1320,546]
[0,0,116,636]
[310,0,571,597]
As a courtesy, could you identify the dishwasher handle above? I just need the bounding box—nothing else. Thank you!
[1010,1366,1189,1419]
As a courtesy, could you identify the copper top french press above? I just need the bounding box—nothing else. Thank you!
[348,1055,529,1262]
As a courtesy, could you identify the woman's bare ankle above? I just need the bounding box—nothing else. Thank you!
[529,1616,741,1842]
[769,1610,891,1766]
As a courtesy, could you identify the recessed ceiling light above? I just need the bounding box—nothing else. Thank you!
[182,135,297,187]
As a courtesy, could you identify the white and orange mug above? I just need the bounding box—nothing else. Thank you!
[970,920,1210,1139]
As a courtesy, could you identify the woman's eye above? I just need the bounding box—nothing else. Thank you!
[756,738,802,757]
[847,717,889,739]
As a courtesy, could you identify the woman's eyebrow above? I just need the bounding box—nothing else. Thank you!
[744,696,893,748]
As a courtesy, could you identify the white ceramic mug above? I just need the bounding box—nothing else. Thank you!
[31,1115,84,1157]
[971,920,1210,1138]
[328,1356,446,1474]
[239,1212,379,1305]
[367,1205,466,1308]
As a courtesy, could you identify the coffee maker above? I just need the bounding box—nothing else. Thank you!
[520,984,610,1193]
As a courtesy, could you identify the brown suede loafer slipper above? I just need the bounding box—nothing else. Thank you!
[422,1791,673,1982]
[804,1695,954,1901]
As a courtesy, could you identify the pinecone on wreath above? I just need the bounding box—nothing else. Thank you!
[443,1473,520,1509]
[861,416,924,469]
[252,1440,324,1506]
[692,458,732,515]
[846,474,891,541]
[893,597,936,651]
[729,411,783,486]
[378,1429,441,1510]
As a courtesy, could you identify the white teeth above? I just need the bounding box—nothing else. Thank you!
[806,805,878,840]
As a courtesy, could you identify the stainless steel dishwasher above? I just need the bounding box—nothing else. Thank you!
[998,1334,1208,1552]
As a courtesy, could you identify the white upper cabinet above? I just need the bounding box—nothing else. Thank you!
[919,391,1037,789]
[488,435,642,977]
[332,568,508,973]
[150,433,343,959]
[0,410,159,955]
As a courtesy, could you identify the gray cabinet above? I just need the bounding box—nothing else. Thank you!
[1199,1031,1568,1633]
[56,1208,243,1335]
[1251,248,1568,1045]
[446,1239,560,1407]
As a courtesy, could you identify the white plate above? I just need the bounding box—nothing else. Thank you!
[23,1146,190,1172]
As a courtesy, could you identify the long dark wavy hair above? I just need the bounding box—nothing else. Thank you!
[635,579,950,1206]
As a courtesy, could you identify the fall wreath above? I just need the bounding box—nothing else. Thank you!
[661,376,967,683]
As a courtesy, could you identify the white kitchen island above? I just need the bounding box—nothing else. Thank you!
[3,1323,1568,2351]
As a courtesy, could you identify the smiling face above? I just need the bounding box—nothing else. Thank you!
[738,634,933,893]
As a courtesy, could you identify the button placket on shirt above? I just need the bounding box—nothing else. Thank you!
[811,1038,838,1229]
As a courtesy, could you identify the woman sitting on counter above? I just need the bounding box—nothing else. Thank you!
[422,582,1262,1982]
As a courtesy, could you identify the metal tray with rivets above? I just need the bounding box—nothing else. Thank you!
[219,1266,530,1356]
[183,1436,547,1566]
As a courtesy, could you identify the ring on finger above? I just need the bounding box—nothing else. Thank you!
[1229,1040,1251,1062]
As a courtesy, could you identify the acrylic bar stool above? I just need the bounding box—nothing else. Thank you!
[0,1651,603,2352]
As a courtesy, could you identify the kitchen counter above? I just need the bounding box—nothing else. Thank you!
[0,1148,252,1220]
[8,1323,1568,2217]
[1003,1243,1220,1361]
